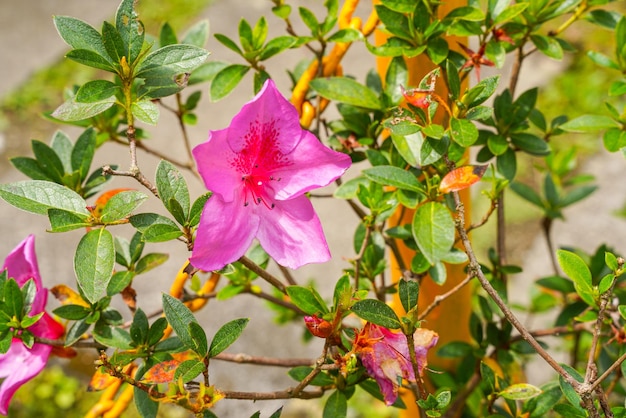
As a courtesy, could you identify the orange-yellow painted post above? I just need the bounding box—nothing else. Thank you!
[373,0,472,414]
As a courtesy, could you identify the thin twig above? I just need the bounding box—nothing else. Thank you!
[239,256,287,294]
[419,274,473,321]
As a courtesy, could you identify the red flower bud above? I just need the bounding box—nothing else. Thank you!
[304,315,333,338]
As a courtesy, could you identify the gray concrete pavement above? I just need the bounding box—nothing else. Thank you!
[1,1,626,417]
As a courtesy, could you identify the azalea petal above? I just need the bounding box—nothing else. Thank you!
[29,311,65,340]
[192,129,243,203]
[190,195,259,271]
[0,340,51,415]
[256,196,330,269]
[272,131,351,200]
[227,79,303,156]
[2,236,46,313]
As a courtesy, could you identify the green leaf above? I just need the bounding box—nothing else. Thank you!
[53,15,109,58]
[53,304,90,320]
[135,253,169,275]
[449,118,479,146]
[510,133,550,156]
[134,386,159,418]
[390,130,422,168]
[131,100,160,125]
[5,279,23,319]
[189,193,211,227]
[74,228,115,304]
[399,278,419,314]
[156,160,190,224]
[363,166,423,193]
[48,209,91,232]
[71,128,97,182]
[288,366,335,386]
[93,323,133,350]
[259,36,297,60]
[162,293,197,349]
[188,321,209,357]
[323,390,347,418]
[65,49,115,72]
[309,77,382,110]
[100,191,148,223]
[129,213,183,242]
[493,3,528,24]
[210,64,251,101]
[559,115,620,132]
[351,299,402,329]
[510,182,544,208]
[0,180,89,217]
[531,34,563,60]
[556,250,596,306]
[102,21,127,63]
[76,80,119,103]
[174,359,205,382]
[412,202,455,265]
[52,95,116,121]
[135,45,209,78]
[499,383,542,400]
[159,22,178,47]
[115,0,144,63]
[65,319,90,346]
[334,177,369,199]
[558,364,585,412]
[285,286,329,315]
[182,20,210,47]
[209,318,249,357]
[107,271,135,296]
[10,157,51,181]
[31,140,65,183]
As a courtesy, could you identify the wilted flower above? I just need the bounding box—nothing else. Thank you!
[354,323,438,406]
[458,43,495,82]
[191,79,351,271]
[304,315,333,338]
[0,235,64,415]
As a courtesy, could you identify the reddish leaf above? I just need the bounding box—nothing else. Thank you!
[439,165,487,193]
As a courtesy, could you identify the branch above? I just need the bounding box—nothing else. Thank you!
[239,256,287,294]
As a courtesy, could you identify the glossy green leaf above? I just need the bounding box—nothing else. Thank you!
[129,213,183,242]
[412,202,455,265]
[135,45,209,78]
[131,100,160,125]
[210,64,251,101]
[363,166,423,193]
[74,228,115,304]
[182,20,210,47]
[174,359,205,382]
[76,80,119,103]
[162,293,197,349]
[100,191,148,223]
[71,128,97,182]
[31,140,65,183]
[156,160,190,224]
[288,366,335,386]
[189,321,209,357]
[557,249,596,306]
[323,390,347,418]
[107,271,135,296]
[52,95,116,121]
[309,77,382,110]
[48,208,91,232]
[53,16,109,57]
[0,180,89,217]
[189,193,211,227]
[399,278,419,314]
[286,286,329,315]
[259,36,297,60]
[450,118,479,146]
[65,49,115,72]
[135,253,169,275]
[351,299,402,329]
[115,0,144,63]
[559,115,620,132]
[209,318,249,357]
[499,383,542,400]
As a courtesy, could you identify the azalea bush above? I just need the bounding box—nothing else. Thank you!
[0,0,625,417]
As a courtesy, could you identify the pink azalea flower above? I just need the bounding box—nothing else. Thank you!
[354,323,438,406]
[0,235,64,415]
[190,79,351,271]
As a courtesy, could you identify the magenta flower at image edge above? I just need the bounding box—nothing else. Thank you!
[190,79,352,271]
[0,235,64,415]
[355,323,439,406]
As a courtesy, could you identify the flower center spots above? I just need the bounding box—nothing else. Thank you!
[230,119,292,208]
